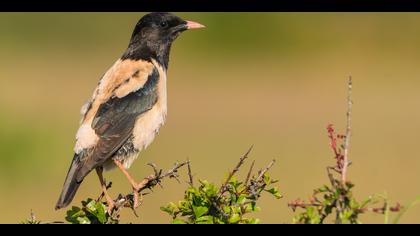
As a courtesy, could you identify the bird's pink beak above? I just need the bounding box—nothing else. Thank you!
[186,20,205,30]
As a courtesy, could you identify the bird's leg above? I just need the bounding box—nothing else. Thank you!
[96,167,115,214]
[113,159,141,208]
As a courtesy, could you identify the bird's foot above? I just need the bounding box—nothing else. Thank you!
[131,177,152,208]
[106,199,115,215]
[103,187,115,214]
[132,186,143,208]
[102,191,115,214]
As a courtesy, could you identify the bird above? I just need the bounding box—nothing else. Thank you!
[55,12,204,211]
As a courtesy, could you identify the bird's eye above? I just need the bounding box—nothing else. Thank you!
[160,21,168,28]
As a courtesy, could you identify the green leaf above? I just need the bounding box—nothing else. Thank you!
[172,219,186,224]
[237,195,246,204]
[231,193,237,203]
[324,205,333,215]
[192,206,208,218]
[201,181,218,198]
[323,197,333,207]
[250,201,258,212]
[160,202,178,216]
[244,203,253,213]
[263,174,270,185]
[228,176,238,187]
[265,187,282,199]
[228,213,241,224]
[196,216,214,224]
[77,216,91,224]
[318,185,331,193]
[339,209,354,224]
[348,198,359,210]
[247,218,260,224]
[65,206,84,224]
[85,199,97,213]
[95,202,107,224]
[292,215,301,224]
[335,188,343,198]
[224,205,232,214]
[345,181,355,189]
[306,207,321,224]
[230,206,241,214]
[179,200,191,213]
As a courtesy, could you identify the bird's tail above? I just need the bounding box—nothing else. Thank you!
[55,154,83,210]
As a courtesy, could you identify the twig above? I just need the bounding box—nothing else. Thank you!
[139,161,188,191]
[218,145,253,195]
[326,167,339,189]
[244,160,255,186]
[210,198,229,219]
[342,77,352,184]
[255,159,276,182]
[187,159,194,187]
[246,159,276,199]
[106,161,189,218]
[288,200,322,212]
[358,203,402,214]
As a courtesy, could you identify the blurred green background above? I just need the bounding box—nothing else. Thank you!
[0,12,420,224]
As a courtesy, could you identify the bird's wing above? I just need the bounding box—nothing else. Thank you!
[74,59,160,182]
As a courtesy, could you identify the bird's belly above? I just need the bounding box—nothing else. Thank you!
[103,99,167,171]
[132,102,167,151]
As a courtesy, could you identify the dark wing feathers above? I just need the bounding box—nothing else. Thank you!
[75,66,160,182]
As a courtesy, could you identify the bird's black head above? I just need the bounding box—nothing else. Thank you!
[122,12,204,69]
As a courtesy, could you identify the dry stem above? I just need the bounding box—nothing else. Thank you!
[342,77,352,184]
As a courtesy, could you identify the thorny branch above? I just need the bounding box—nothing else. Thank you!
[102,161,189,220]
[218,145,253,196]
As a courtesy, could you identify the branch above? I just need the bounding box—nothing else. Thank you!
[342,76,352,184]
[358,202,402,214]
[187,159,194,187]
[288,199,322,212]
[139,161,188,191]
[107,161,189,218]
[255,159,276,182]
[218,145,253,196]
[246,159,277,200]
[244,160,255,186]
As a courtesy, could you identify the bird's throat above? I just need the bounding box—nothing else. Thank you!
[122,40,172,70]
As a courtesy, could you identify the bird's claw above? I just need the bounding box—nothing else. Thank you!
[132,186,141,208]
[106,200,115,215]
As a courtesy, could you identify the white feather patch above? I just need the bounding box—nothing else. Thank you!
[74,124,99,154]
